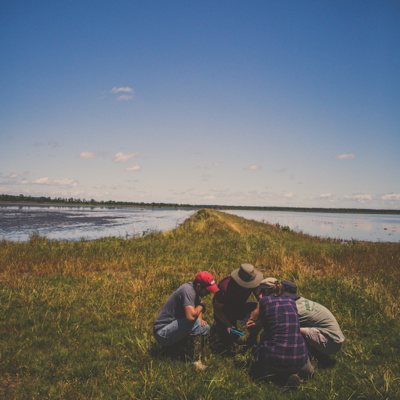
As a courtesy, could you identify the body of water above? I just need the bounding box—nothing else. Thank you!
[0,205,196,242]
[0,205,399,243]
[224,210,400,243]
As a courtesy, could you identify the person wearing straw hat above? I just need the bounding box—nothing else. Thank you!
[213,263,263,350]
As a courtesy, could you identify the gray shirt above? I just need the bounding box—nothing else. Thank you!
[153,282,201,332]
[296,297,345,343]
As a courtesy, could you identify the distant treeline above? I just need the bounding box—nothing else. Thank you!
[1,193,399,215]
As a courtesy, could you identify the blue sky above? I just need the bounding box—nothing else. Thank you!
[1,1,399,208]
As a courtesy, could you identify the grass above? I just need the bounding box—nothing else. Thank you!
[0,209,399,399]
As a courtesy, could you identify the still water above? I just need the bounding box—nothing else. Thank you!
[0,205,399,243]
[0,205,196,242]
[224,210,400,243]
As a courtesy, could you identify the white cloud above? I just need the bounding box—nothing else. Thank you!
[110,86,134,93]
[213,162,222,167]
[125,165,141,172]
[202,195,216,200]
[6,172,28,179]
[381,193,400,201]
[248,165,261,171]
[113,152,141,163]
[117,95,133,101]
[283,192,293,198]
[79,152,97,159]
[335,153,355,159]
[31,177,79,187]
[320,193,333,199]
[344,194,372,203]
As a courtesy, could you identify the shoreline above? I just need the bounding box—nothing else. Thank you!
[1,201,399,215]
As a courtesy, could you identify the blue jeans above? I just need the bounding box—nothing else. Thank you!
[154,318,210,347]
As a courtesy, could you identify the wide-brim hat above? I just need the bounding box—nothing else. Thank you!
[231,263,263,288]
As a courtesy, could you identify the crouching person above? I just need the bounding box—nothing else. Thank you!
[281,280,344,364]
[153,271,219,367]
[252,278,314,389]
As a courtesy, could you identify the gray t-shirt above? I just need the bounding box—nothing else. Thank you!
[153,282,200,332]
[296,297,345,343]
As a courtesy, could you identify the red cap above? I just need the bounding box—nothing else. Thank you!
[194,271,219,293]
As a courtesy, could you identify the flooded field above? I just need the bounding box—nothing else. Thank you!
[1,205,399,242]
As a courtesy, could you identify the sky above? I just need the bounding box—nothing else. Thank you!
[1,1,399,209]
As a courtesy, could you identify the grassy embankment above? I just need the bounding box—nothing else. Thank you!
[1,209,399,399]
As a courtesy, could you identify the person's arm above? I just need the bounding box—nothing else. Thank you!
[184,303,205,322]
[246,294,262,328]
[213,299,233,334]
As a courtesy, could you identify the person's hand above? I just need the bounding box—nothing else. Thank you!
[201,319,208,326]
[246,319,256,328]
[227,326,236,335]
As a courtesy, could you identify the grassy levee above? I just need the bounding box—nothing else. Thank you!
[0,209,399,399]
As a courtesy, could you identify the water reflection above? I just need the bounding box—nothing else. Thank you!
[224,210,400,243]
[0,205,196,242]
[0,205,399,243]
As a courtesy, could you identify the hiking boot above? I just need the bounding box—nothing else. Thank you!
[283,374,303,392]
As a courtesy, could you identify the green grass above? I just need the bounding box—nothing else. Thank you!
[1,209,399,399]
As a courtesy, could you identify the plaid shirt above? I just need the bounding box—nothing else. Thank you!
[254,295,309,369]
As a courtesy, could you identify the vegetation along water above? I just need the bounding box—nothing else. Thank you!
[1,209,399,399]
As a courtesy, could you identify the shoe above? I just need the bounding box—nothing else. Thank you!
[283,374,303,392]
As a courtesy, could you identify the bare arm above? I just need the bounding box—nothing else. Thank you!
[246,294,261,328]
[213,299,233,334]
[184,304,204,322]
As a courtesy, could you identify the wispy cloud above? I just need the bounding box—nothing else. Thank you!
[335,153,355,159]
[382,193,400,201]
[202,195,216,200]
[283,192,293,198]
[117,95,133,101]
[113,152,141,163]
[344,194,372,203]
[320,193,333,199]
[109,87,134,101]
[213,162,222,167]
[110,87,134,93]
[79,152,97,159]
[5,172,28,179]
[248,165,261,171]
[125,165,142,172]
[31,177,79,187]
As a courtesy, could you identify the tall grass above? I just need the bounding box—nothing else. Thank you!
[1,209,399,399]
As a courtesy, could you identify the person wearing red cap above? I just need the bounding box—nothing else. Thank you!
[153,271,219,353]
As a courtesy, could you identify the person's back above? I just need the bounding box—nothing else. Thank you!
[296,297,344,344]
[154,282,198,333]
[281,279,344,356]
[255,295,309,370]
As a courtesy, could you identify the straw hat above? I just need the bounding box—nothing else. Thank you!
[231,263,263,288]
